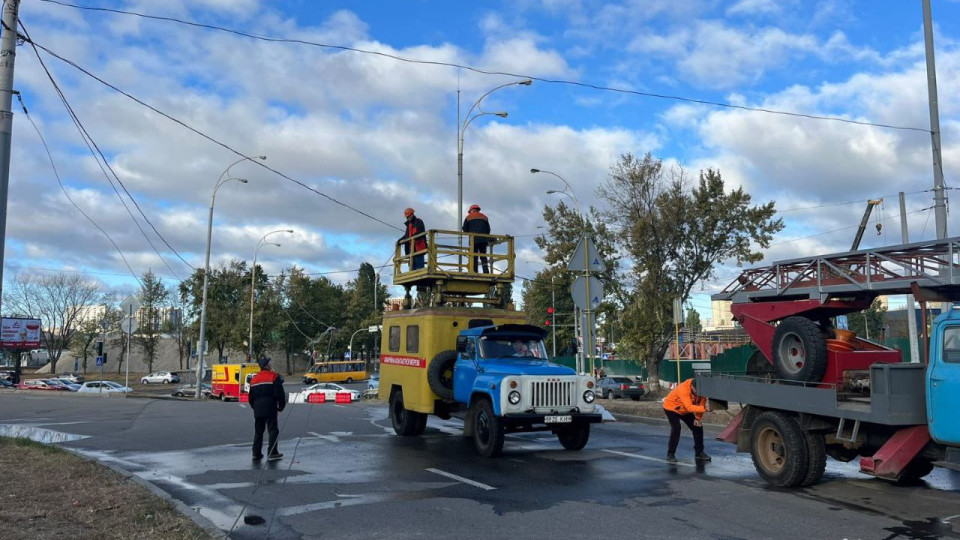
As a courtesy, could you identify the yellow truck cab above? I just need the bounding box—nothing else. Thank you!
[211,363,259,401]
[380,229,600,456]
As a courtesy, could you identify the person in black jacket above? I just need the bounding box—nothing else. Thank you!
[249,356,286,461]
[398,207,427,270]
[462,204,491,273]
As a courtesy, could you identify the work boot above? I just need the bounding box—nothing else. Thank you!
[666,454,678,463]
[695,452,712,462]
[267,453,284,461]
[252,454,263,461]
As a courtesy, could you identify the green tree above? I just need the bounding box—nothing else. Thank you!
[279,267,345,374]
[179,260,250,363]
[685,307,703,334]
[343,263,388,364]
[597,153,783,387]
[846,298,887,341]
[135,270,170,373]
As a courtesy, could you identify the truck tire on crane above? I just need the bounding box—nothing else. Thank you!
[750,411,809,487]
[773,316,828,382]
[556,424,591,451]
[426,350,457,400]
[801,432,827,487]
[390,387,426,437]
[470,398,504,458]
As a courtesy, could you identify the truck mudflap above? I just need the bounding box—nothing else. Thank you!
[501,412,602,428]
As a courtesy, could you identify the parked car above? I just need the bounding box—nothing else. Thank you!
[77,381,133,393]
[58,372,85,384]
[140,371,180,384]
[46,378,80,391]
[295,383,360,403]
[596,376,645,400]
[18,379,63,391]
[171,382,212,398]
[367,373,379,391]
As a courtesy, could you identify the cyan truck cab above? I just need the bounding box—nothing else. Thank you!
[453,324,601,457]
[927,307,960,447]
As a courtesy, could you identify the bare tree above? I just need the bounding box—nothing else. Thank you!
[3,272,101,373]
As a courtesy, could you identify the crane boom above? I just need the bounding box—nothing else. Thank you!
[851,199,883,251]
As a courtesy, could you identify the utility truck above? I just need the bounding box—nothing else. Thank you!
[699,238,960,487]
[379,229,600,457]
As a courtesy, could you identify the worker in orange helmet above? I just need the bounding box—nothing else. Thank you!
[462,203,491,273]
[662,377,712,463]
[398,207,427,270]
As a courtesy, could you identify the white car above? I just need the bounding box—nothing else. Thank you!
[77,381,133,393]
[140,371,180,384]
[296,383,359,403]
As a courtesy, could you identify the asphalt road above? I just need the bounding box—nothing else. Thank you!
[2,387,960,539]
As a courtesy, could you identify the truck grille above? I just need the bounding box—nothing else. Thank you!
[530,380,574,409]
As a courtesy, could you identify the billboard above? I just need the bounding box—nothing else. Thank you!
[1,317,42,348]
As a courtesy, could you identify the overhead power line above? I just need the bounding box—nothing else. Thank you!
[39,0,931,135]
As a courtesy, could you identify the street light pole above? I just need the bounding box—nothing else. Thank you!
[457,79,532,228]
[348,327,367,362]
[248,229,293,360]
[195,156,263,398]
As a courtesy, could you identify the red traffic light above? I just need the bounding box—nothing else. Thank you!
[547,307,554,314]
[544,320,551,326]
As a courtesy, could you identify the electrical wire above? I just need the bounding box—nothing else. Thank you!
[14,92,144,288]
[18,20,190,278]
[37,0,933,135]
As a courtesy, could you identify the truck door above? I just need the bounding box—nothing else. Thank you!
[453,337,479,404]
[928,325,960,445]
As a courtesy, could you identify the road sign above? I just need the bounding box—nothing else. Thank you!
[119,295,141,316]
[567,236,607,272]
[120,316,139,335]
[571,276,604,310]
[96,356,103,366]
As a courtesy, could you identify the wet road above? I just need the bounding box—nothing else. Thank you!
[2,389,959,539]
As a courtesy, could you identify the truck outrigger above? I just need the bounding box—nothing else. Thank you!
[700,237,960,486]
[378,229,600,457]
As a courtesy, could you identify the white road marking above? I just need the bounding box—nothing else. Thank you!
[602,449,697,468]
[308,431,341,443]
[425,468,496,491]
[943,514,960,523]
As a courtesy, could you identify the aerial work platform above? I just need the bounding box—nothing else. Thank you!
[394,229,515,307]
[714,236,960,304]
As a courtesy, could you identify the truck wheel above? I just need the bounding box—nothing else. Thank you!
[390,388,425,437]
[801,432,827,487]
[427,350,457,400]
[471,399,504,458]
[773,317,827,382]
[557,424,590,451]
[750,411,809,487]
[897,458,934,483]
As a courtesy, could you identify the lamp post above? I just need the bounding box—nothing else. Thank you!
[348,327,368,362]
[458,79,532,228]
[532,168,581,215]
[248,229,294,359]
[195,156,264,398]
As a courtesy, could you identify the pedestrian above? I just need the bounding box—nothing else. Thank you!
[249,356,286,461]
[462,203,491,273]
[399,207,427,270]
[662,377,711,463]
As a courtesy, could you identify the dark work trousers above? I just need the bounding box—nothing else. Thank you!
[472,243,489,273]
[664,409,704,455]
[253,414,280,457]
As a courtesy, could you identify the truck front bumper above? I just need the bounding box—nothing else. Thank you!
[501,412,602,429]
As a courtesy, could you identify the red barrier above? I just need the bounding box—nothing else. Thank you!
[335,392,352,404]
[307,393,325,404]
[239,393,249,403]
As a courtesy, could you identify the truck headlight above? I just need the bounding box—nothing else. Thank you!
[508,390,521,405]
[583,390,595,403]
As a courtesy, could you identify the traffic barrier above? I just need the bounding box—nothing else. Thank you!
[307,393,326,404]
[334,392,351,404]
[239,393,249,403]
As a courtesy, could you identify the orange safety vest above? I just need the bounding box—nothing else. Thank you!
[662,378,707,420]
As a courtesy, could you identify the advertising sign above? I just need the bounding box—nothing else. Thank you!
[1,317,42,348]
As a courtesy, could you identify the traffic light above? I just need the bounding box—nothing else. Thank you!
[96,340,103,357]
[545,307,554,326]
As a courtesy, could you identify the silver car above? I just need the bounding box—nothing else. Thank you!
[140,371,180,384]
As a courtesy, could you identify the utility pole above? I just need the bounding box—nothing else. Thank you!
[900,192,921,363]
[0,0,21,311]
[922,0,947,240]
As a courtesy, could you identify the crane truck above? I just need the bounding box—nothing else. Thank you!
[699,237,960,487]
[379,229,600,457]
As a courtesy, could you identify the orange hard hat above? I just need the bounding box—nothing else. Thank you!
[404,207,415,217]
[469,204,481,212]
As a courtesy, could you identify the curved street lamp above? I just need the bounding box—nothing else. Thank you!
[532,168,581,215]
[458,79,532,227]
[195,155,264,398]
[248,229,294,359]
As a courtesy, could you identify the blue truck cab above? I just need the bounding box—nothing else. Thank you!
[926,306,960,447]
[453,324,601,457]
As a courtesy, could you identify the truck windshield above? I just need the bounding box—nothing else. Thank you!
[478,337,548,359]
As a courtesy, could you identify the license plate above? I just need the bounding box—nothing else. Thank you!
[545,415,572,423]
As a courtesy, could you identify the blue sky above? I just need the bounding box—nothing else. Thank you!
[4,0,960,319]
